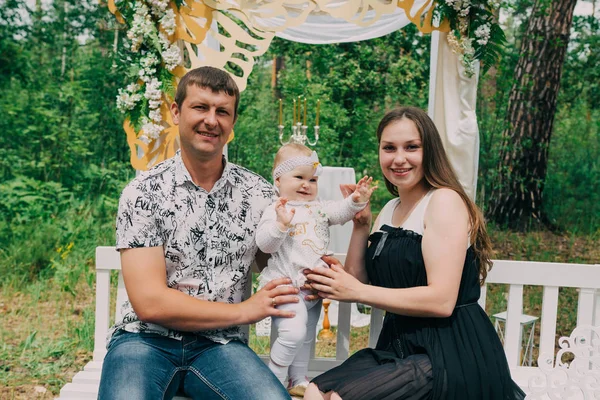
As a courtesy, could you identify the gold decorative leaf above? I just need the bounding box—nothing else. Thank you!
[185,9,275,92]
[175,1,214,44]
[397,0,450,33]
[107,0,125,24]
[124,98,180,171]
[203,0,317,32]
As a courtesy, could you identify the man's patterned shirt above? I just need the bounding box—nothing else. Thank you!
[111,151,275,344]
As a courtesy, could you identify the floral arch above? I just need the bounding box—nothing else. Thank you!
[110,0,503,199]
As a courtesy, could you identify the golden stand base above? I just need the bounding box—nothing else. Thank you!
[318,299,335,340]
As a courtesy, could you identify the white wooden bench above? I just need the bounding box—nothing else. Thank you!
[57,247,600,399]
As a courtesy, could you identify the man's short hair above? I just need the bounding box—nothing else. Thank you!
[174,67,240,120]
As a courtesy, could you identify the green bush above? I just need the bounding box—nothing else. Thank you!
[544,102,600,234]
[0,177,125,288]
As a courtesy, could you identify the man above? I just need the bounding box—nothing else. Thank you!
[98,66,298,400]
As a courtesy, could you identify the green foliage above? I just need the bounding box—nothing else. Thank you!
[544,102,600,233]
[435,0,506,77]
[0,0,130,189]
[0,0,30,86]
[0,177,72,224]
[0,188,122,287]
[478,23,507,76]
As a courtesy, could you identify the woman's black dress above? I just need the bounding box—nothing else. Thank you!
[311,225,525,400]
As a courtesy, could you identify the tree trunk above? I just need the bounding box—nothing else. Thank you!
[487,0,578,230]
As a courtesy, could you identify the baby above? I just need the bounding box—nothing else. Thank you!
[256,143,375,397]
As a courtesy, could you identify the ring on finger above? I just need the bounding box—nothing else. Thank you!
[271,297,277,307]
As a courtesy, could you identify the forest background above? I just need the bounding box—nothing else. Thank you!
[0,0,598,398]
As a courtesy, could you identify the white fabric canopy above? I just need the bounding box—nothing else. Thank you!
[271,9,413,44]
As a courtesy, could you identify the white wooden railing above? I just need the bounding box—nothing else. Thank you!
[57,247,600,399]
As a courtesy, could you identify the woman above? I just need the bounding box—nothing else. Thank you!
[303,107,525,400]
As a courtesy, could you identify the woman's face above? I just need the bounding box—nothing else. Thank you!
[379,118,424,193]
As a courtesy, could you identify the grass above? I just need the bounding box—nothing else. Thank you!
[0,224,598,398]
[0,279,95,399]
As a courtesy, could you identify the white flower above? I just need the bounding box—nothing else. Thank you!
[126,83,140,93]
[141,118,164,140]
[145,78,162,101]
[148,100,162,109]
[149,108,162,123]
[475,24,491,46]
[462,38,474,55]
[160,9,177,36]
[162,44,182,71]
[128,3,153,52]
[116,89,142,112]
[138,68,151,82]
[141,54,159,69]
[459,19,469,32]
[148,0,169,15]
[451,0,467,11]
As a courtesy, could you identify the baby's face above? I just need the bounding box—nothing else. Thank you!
[276,164,319,202]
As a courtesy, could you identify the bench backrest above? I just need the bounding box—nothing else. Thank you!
[93,246,600,375]
[481,260,600,367]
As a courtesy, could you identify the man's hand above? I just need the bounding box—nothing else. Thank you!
[274,197,295,231]
[237,278,300,324]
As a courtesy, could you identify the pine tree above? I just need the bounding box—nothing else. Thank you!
[488,0,579,229]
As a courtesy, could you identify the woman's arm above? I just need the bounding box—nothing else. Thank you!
[343,209,381,283]
[336,183,380,283]
[307,189,469,318]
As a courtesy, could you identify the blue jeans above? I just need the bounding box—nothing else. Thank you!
[98,331,291,400]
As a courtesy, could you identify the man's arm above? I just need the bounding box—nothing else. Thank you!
[121,247,299,331]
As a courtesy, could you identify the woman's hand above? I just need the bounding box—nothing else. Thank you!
[304,255,366,302]
[301,282,321,302]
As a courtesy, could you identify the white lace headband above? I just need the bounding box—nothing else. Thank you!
[272,151,323,181]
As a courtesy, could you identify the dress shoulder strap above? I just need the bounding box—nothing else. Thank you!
[375,198,400,231]
[402,189,436,236]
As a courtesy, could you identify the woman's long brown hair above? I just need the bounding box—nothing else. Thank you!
[376,107,493,284]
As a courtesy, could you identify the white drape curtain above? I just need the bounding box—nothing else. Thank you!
[429,31,480,200]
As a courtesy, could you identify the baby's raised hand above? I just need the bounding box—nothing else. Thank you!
[274,197,295,231]
[352,176,377,204]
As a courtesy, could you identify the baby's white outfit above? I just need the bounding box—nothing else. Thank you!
[257,196,367,287]
[256,195,366,386]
